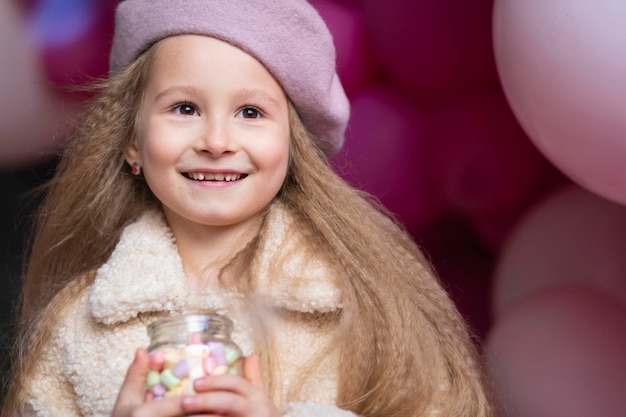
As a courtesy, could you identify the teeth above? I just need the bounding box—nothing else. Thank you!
[188,172,242,182]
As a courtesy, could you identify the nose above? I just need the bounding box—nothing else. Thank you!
[195,119,237,156]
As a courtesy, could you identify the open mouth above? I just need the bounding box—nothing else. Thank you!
[183,172,248,182]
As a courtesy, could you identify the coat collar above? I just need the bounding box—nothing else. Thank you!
[88,204,342,325]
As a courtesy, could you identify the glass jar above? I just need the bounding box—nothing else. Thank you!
[145,313,244,399]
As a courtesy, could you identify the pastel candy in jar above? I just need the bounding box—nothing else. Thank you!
[145,314,244,399]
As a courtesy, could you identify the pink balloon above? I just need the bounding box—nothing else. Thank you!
[331,86,443,229]
[423,87,547,221]
[494,0,626,205]
[470,166,569,250]
[309,0,376,96]
[434,247,493,339]
[492,185,626,317]
[30,1,116,90]
[13,0,37,13]
[0,1,80,168]
[486,287,626,417]
[359,0,496,95]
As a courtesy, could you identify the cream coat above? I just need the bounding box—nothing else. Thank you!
[25,206,357,417]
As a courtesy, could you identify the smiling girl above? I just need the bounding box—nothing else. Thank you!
[2,1,493,417]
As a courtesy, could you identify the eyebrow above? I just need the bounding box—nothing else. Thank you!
[233,89,283,111]
[153,85,204,102]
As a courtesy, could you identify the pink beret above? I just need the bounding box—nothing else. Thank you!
[109,0,350,156]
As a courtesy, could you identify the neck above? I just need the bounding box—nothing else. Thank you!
[165,213,263,288]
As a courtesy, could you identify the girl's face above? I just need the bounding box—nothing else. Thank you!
[127,35,290,234]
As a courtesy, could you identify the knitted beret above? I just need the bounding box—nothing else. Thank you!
[109,0,350,156]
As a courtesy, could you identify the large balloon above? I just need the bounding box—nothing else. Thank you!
[492,185,626,317]
[424,88,546,215]
[493,0,626,205]
[30,0,122,90]
[309,0,376,96]
[487,287,626,417]
[360,0,496,96]
[0,1,80,168]
[331,86,443,230]
[422,87,548,241]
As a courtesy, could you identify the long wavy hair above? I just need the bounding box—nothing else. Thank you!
[2,41,493,417]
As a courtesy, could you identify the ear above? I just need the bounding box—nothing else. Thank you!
[123,143,141,167]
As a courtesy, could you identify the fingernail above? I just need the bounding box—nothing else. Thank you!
[193,377,206,390]
[182,395,197,407]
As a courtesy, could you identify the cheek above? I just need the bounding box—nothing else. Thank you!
[140,130,180,165]
[260,135,290,177]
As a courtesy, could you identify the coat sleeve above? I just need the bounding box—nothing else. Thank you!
[281,402,359,417]
[24,287,88,417]
[25,335,82,417]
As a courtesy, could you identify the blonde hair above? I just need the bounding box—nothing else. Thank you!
[2,42,493,417]
[2,48,159,416]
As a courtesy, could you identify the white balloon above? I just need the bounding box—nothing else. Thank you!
[492,185,626,317]
[493,0,626,205]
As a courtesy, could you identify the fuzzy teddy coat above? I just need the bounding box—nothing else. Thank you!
[25,205,357,417]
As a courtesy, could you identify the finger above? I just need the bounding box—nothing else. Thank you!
[115,348,150,407]
[122,397,187,417]
[113,349,189,417]
[244,354,264,390]
[193,374,252,396]
[181,391,249,417]
[182,390,280,417]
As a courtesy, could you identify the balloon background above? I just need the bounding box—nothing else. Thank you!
[2,0,624,414]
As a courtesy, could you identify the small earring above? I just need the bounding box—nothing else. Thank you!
[131,162,142,176]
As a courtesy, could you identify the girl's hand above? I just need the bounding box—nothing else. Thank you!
[180,354,281,417]
[111,348,185,417]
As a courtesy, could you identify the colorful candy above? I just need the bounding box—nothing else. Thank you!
[145,332,243,399]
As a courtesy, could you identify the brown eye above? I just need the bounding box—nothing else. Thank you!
[238,107,262,119]
[174,103,198,116]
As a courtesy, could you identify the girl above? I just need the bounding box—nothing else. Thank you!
[2,0,493,416]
